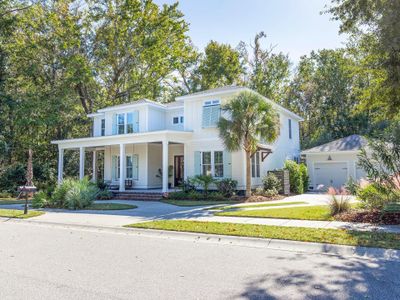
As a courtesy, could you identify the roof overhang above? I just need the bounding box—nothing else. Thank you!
[51,130,193,149]
[301,150,361,155]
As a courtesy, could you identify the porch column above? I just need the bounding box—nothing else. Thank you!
[57,148,64,184]
[162,140,169,193]
[79,147,85,180]
[92,150,97,182]
[119,143,126,192]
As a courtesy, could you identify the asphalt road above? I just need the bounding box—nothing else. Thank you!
[1,222,399,300]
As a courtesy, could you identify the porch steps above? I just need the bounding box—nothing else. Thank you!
[111,191,163,201]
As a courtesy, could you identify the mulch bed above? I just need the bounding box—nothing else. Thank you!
[335,209,400,225]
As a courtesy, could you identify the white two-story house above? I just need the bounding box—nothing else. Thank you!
[52,86,303,193]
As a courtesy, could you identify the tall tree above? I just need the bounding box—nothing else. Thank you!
[327,0,400,118]
[197,40,244,89]
[247,32,291,104]
[286,49,371,148]
[218,91,279,197]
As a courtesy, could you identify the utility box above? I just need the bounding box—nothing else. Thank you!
[268,170,290,195]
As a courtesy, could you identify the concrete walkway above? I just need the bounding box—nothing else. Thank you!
[1,194,400,234]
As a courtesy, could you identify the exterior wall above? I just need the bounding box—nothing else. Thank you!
[147,107,166,132]
[165,108,184,131]
[147,143,162,188]
[93,116,103,137]
[304,152,365,190]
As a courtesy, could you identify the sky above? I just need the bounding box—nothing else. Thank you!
[153,0,347,64]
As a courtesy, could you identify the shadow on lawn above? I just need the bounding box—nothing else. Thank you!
[237,252,400,300]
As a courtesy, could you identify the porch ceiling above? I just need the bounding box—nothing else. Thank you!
[51,130,193,149]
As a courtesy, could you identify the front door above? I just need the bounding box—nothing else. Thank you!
[174,155,184,187]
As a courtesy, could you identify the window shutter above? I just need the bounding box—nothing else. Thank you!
[210,105,221,126]
[112,115,117,135]
[132,154,139,180]
[112,156,117,180]
[133,111,139,132]
[194,151,201,175]
[202,107,211,127]
[223,150,232,178]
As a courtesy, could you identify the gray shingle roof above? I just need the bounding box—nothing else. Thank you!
[302,135,368,153]
[176,86,245,99]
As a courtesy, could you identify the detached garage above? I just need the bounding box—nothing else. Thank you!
[301,135,368,191]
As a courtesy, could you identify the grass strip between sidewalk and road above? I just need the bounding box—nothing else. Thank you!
[215,205,333,221]
[209,201,307,211]
[85,203,137,210]
[161,200,241,207]
[125,220,400,250]
[0,209,44,219]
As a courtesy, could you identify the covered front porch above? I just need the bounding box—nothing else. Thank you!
[52,130,192,193]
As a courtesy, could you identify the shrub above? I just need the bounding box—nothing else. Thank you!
[345,177,359,195]
[357,183,395,210]
[284,160,303,194]
[179,178,196,192]
[32,191,49,208]
[167,190,226,201]
[299,163,309,192]
[327,187,351,216]
[50,177,99,209]
[96,180,108,191]
[0,192,12,198]
[97,189,113,200]
[216,178,237,197]
[262,173,281,192]
[253,186,278,197]
[192,175,214,195]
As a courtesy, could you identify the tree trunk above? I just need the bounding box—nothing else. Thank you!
[245,150,251,197]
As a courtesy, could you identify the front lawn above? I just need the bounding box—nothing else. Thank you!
[0,209,44,219]
[215,205,333,221]
[209,201,307,211]
[126,220,400,249]
[84,203,137,210]
[161,199,241,207]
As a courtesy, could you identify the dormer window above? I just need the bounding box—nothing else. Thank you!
[202,100,220,128]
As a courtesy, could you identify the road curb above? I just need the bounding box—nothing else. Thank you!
[2,217,400,261]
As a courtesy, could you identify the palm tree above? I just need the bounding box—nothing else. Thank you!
[218,91,279,197]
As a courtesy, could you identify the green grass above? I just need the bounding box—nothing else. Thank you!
[215,205,333,221]
[0,209,44,219]
[84,203,137,210]
[126,220,400,249]
[161,199,241,207]
[0,198,30,205]
[209,201,307,211]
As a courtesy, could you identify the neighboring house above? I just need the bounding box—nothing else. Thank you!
[52,86,302,192]
[302,134,368,190]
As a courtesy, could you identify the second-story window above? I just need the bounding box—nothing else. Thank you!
[202,100,220,128]
[288,119,292,139]
[117,114,125,134]
[127,112,134,133]
[101,119,105,136]
[173,116,184,125]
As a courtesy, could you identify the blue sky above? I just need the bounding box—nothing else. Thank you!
[154,0,347,64]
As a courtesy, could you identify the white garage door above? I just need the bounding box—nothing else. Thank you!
[314,162,348,190]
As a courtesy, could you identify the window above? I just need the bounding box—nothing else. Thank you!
[202,152,212,176]
[251,152,260,178]
[126,156,133,179]
[127,113,134,133]
[202,100,221,127]
[214,151,224,178]
[173,116,183,125]
[288,119,292,139]
[117,114,125,134]
[112,155,121,180]
[101,119,105,136]
[201,151,224,177]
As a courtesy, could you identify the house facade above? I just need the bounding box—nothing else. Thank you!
[52,86,303,192]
